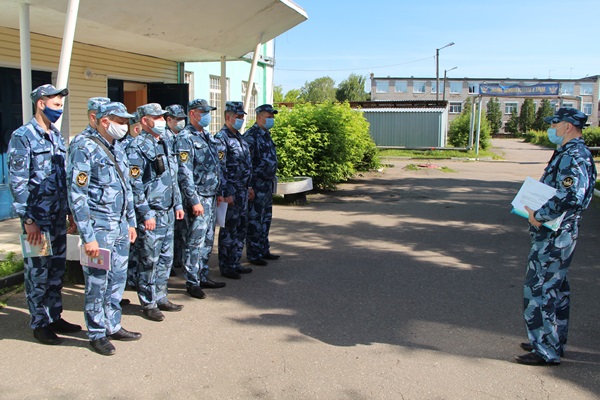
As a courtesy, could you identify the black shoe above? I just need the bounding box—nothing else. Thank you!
[200,278,226,289]
[520,342,563,357]
[158,300,184,312]
[49,318,82,333]
[108,328,142,341]
[248,258,268,266]
[143,307,165,322]
[33,327,62,345]
[187,285,207,299]
[515,352,559,366]
[235,266,253,274]
[263,252,280,260]
[120,298,131,307]
[90,337,116,356]
[221,270,241,280]
[169,268,177,277]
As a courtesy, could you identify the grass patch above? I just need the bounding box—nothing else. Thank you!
[0,283,24,308]
[404,164,420,171]
[0,251,24,278]
[440,166,456,172]
[379,148,501,159]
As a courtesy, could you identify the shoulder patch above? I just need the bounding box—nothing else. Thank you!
[130,166,141,179]
[562,177,574,188]
[179,151,189,163]
[218,150,225,160]
[76,172,88,187]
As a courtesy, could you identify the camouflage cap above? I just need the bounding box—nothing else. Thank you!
[87,97,111,111]
[137,103,167,118]
[544,107,588,128]
[225,101,246,115]
[188,99,216,112]
[255,104,278,115]
[30,84,69,103]
[129,111,140,125]
[165,104,187,118]
[96,102,135,119]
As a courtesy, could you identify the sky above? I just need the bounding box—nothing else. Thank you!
[273,0,600,93]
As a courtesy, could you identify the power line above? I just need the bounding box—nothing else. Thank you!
[277,56,434,72]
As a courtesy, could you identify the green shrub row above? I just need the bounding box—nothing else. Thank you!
[270,102,380,190]
[523,127,600,148]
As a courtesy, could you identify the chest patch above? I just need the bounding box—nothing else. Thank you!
[130,166,141,179]
[179,151,189,163]
[76,172,88,187]
[218,150,225,160]
[562,177,574,188]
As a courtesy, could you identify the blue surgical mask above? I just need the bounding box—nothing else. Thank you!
[199,112,211,128]
[264,118,275,130]
[151,120,166,136]
[547,128,564,146]
[43,106,63,123]
[232,118,244,131]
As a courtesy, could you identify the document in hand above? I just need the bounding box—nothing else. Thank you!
[216,201,228,228]
[20,231,53,257]
[511,176,566,231]
[80,246,111,270]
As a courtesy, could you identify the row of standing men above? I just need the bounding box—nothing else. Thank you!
[7,84,280,356]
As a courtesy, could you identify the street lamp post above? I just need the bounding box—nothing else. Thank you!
[436,42,455,101]
[442,66,457,101]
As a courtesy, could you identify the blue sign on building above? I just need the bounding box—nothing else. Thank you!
[479,83,559,97]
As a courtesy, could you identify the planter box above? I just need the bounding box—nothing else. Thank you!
[276,177,313,195]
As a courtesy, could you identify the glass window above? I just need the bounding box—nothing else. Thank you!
[562,102,574,108]
[413,81,425,93]
[449,82,462,94]
[468,82,480,94]
[376,80,389,93]
[583,103,593,115]
[504,102,518,114]
[580,83,594,95]
[209,75,230,133]
[449,102,462,114]
[394,81,407,93]
[431,81,443,94]
[242,81,258,122]
[560,83,574,95]
[184,71,194,101]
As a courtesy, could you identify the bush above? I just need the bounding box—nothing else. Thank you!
[583,126,600,147]
[524,127,600,149]
[270,102,380,189]
[448,106,492,150]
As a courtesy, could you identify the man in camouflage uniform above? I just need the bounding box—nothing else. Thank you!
[164,104,187,271]
[217,101,254,279]
[67,102,141,356]
[175,99,226,299]
[69,97,111,148]
[127,104,185,321]
[7,84,81,345]
[516,108,597,366]
[244,104,280,266]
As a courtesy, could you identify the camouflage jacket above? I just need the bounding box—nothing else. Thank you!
[217,125,252,197]
[126,130,182,222]
[67,128,136,243]
[535,137,597,224]
[243,123,278,186]
[7,117,69,221]
[175,124,221,204]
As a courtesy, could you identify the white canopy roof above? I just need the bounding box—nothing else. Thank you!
[0,0,308,61]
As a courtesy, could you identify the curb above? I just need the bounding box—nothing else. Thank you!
[0,271,24,290]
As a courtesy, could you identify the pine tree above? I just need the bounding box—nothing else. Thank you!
[533,99,555,131]
[519,98,535,133]
[506,109,520,134]
[486,97,502,135]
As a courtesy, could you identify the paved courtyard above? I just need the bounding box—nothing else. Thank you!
[0,139,599,399]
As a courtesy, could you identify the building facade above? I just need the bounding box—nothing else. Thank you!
[370,74,600,132]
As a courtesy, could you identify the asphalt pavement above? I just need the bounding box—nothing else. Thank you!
[0,138,599,399]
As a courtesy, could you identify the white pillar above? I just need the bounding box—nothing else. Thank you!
[19,1,32,123]
[475,96,483,155]
[242,34,263,131]
[55,0,80,132]
[220,56,227,124]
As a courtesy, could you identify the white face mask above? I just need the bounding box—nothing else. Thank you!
[151,120,167,136]
[107,122,128,140]
[176,120,186,131]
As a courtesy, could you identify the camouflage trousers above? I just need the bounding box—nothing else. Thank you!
[126,235,139,289]
[218,188,249,273]
[23,219,67,329]
[523,222,578,363]
[246,179,273,261]
[184,195,216,287]
[83,222,130,341]
[136,209,175,309]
